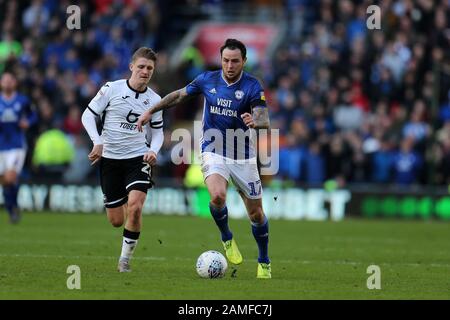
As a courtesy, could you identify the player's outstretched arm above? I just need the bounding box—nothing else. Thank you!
[137,87,190,132]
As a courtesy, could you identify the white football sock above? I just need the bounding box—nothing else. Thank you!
[120,237,138,261]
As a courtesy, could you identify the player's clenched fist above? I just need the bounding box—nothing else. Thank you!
[137,109,153,132]
[143,150,157,165]
[241,112,255,128]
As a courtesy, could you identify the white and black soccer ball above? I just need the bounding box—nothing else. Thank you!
[196,250,228,279]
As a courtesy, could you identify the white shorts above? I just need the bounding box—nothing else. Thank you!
[0,149,26,175]
[201,152,263,199]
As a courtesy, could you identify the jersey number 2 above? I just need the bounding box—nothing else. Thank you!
[141,162,151,176]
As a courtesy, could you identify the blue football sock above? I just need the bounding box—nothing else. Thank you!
[252,216,270,264]
[11,184,19,208]
[209,203,233,242]
[3,184,18,217]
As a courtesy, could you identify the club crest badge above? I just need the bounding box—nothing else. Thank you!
[235,90,244,100]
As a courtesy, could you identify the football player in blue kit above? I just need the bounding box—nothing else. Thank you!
[0,72,37,223]
[137,39,271,279]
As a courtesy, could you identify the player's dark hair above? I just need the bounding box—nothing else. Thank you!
[131,47,157,63]
[220,39,247,60]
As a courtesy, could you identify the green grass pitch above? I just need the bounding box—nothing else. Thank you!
[0,211,449,299]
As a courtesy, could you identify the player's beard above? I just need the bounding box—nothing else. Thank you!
[225,69,242,83]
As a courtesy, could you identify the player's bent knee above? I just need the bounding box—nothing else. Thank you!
[3,171,17,185]
[108,216,124,227]
[210,192,227,208]
[111,220,123,228]
[106,207,125,227]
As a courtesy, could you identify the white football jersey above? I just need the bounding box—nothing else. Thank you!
[88,79,163,159]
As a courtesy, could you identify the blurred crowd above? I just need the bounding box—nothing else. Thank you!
[265,0,450,187]
[0,0,449,187]
[0,0,164,182]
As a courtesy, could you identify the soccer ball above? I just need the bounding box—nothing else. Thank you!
[196,250,228,279]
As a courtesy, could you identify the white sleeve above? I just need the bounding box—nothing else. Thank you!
[88,82,112,115]
[146,110,164,154]
[148,126,164,155]
[81,108,102,145]
[149,110,163,130]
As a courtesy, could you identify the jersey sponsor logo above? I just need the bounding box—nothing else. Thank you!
[235,90,244,100]
[143,99,150,105]
[126,110,140,123]
[120,110,141,130]
[120,123,138,130]
[210,105,237,117]
[209,88,217,94]
[217,98,232,108]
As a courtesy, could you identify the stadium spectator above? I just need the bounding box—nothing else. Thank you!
[278,134,306,182]
[439,91,450,124]
[0,32,22,71]
[62,104,83,136]
[370,138,395,184]
[305,141,325,185]
[32,128,74,180]
[393,137,423,185]
[22,0,50,35]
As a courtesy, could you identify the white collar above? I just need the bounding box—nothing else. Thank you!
[221,71,243,87]
[0,92,17,102]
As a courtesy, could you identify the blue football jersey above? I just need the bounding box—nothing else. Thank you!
[186,70,267,159]
[0,93,37,150]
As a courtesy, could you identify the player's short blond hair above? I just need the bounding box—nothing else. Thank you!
[131,47,157,63]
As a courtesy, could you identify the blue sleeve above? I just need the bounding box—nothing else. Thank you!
[185,72,207,96]
[249,80,267,108]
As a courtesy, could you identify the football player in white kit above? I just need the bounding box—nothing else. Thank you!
[82,47,164,272]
